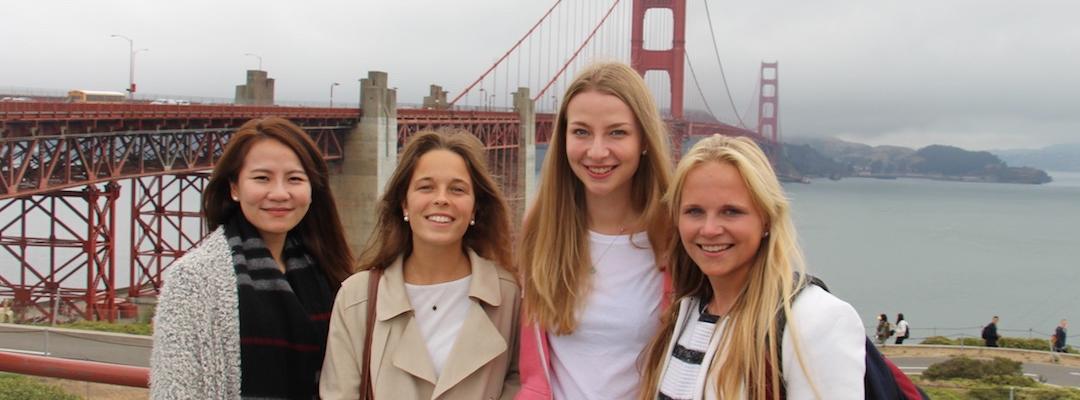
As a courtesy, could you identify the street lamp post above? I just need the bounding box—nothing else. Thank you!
[329,82,340,107]
[110,34,147,100]
[244,53,263,71]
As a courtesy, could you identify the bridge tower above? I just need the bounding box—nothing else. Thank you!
[757,61,779,143]
[630,0,686,120]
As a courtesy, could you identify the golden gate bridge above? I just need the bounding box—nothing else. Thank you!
[0,0,780,328]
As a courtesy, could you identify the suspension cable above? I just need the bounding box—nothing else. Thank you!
[533,0,622,102]
[684,50,718,122]
[449,0,563,106]
[701,0,748,128]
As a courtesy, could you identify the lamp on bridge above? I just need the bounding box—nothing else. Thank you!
[329,82,340,108]
[109,34,148,100]
[243,53,263,71]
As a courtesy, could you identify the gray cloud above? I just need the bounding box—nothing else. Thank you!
[2,0,1076,150]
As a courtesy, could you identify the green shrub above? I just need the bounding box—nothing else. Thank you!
[0,374,78,400]
[923,356,1022,380]
[920,336,984,346]
[921,335,954,345]
[920,335,1076,353]
[999,337,1056,352]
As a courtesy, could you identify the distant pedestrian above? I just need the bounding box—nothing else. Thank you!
[894,313,910,345]
[982,316,1002,347]
[1053,319,1068,352]
[876,313,892,345]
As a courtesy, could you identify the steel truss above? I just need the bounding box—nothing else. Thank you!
[128,174,208,297]
[0,183,119,322]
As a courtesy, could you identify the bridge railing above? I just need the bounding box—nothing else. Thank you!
[0,351,149,388]
[0,102,361,124]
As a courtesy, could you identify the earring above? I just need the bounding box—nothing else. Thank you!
[232,196,238,201]
[763,231,770,238]
[642,149,648,155]
[403,212,409,222]
[469,219,476,226]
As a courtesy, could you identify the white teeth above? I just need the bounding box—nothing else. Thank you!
[587,166,614,174]
[427,215,452,223]
[700,244,732,252]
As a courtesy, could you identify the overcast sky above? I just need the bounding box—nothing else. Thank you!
[3,0,1077,150]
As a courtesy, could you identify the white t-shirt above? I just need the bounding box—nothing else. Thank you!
[549,231,663,400]
[404,275,472,378]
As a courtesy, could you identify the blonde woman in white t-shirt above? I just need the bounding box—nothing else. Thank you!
[517,62,675,400]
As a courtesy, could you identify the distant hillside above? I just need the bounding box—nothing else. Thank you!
[784,137,1051,184]
[992,143,1080,172]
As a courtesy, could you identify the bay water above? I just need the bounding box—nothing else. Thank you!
[785,172,1080,341]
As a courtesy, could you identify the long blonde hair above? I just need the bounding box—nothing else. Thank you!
[639,135,815,400]
[520,62,673,334]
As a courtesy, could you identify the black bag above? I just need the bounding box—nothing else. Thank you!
[775,275,929,400]
[981,324,992,340]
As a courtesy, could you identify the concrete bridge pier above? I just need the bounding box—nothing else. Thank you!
[513,87,537,220]
[331,71,398,255]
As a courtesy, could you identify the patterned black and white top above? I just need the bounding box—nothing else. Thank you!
[658,302,726,400]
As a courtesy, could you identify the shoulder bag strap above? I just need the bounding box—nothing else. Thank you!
[361,268,381,400]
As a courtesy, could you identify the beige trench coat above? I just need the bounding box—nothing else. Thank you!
[320,249,521,400]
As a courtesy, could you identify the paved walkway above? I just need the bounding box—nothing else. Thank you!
[0,323,151,367]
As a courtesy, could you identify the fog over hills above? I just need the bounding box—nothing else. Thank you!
[991,143,1080,172]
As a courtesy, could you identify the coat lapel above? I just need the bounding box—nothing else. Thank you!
[430,300,507,398]
[391,316,439,386]
[430,250,508,398]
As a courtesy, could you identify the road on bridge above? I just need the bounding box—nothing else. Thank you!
[892,356,1080,388]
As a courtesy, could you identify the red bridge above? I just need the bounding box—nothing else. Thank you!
[0,0,779,324]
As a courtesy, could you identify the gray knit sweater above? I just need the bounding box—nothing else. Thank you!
[150,228,243,399]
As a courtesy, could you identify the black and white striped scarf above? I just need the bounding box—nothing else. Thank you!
[225,215,334,399]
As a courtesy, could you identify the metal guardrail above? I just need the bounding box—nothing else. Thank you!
[0,351,149,388]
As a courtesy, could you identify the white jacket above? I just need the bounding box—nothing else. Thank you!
[650,286,866,400]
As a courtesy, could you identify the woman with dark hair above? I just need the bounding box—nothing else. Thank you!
[895,313,910,344]
[320,129,520,399]
[150,117,354,399]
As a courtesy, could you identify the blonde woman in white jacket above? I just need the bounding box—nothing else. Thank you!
[638,135,865,400]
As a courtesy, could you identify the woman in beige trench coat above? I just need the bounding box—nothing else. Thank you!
[320,130,519,400]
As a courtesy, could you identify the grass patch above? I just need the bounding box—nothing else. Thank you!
[0,373,79,400]
[54,320,152,336]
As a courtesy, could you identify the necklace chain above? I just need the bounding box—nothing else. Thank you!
[591,226,627,274]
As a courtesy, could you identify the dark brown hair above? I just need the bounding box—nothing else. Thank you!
[357,129,514,272]
[203,117,354,285]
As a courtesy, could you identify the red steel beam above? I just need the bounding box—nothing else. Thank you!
[0,351,149,388]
